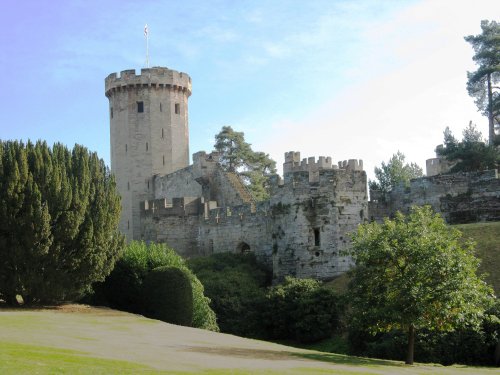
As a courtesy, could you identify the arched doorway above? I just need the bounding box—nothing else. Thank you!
[237,241,251,254]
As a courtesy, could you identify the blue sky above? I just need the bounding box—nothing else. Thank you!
[1,0,499,179]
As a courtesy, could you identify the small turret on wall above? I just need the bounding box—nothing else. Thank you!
[426,145,456,176]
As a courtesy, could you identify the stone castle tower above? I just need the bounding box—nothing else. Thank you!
[105,67,192,239]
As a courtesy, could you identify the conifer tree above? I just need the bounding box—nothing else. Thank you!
[214,126,276,201]
[465,20,500,144]
[0,140,123,305]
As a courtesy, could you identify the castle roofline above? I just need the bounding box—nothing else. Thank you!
[105,67,192,97]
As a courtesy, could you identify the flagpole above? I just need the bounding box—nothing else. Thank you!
[145,24,150,68]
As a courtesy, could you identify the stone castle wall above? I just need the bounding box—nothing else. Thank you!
[369,169,500,224]
[140,152,368,281]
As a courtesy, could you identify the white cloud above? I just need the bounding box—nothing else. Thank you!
[256,0,498,179]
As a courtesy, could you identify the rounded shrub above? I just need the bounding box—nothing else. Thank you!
[187,252,271,337]
[142,266,193,326]
[264,277,345,343]
[89,241,218,331]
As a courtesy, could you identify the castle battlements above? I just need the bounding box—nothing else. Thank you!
[283,151,363,174]
[142,197,202,217]
[283,151,363,183]
[105,67,192,97]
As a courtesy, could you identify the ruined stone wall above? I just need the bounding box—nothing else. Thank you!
[270,165,367,281]
[369,170,500,224]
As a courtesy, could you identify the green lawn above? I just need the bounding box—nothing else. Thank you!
[1,306,498,374]
[0,342,161,375]
[455,221,500,294]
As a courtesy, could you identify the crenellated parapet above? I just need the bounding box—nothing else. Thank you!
[284,151,363,174]
[142,197,202,217]
[283,151,363,183]
[337,159,364,171]
[105,67,192,97]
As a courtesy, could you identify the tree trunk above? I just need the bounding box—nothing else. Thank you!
[494,339,500,366]
[487,73,495,145]
[405,324,415,365]
[5,294,19,307]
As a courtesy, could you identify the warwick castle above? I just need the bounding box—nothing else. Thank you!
[106,67,500,281]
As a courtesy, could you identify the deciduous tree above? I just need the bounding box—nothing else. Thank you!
[348,206,494,365]
[369,151,423,195]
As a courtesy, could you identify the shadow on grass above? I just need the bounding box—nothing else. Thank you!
[185,345,404,368]
[290,352,405,368]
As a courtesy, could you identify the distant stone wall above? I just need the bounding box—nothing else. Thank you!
[369,170,500,224]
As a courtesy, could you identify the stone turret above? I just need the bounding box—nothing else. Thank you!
[106,67,191,239]
[283,151,363,182]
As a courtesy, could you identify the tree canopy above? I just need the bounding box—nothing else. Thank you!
[465,20,500,144]
[348,206,494,365]
[436,122,499,172]
[369,151,423,195]
[0,140,124,305]
[214,126,276,201]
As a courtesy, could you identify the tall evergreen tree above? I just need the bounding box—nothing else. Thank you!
[465,20,500,144]
[436,123,498,172]
[214,126,276,201]
[0,140,123,305]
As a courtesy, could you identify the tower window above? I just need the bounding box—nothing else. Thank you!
[125,144,127,153]
[160,102,162,112]
[110,107,113,119]
[137,101,144,113]
[175,103,180,114]
[147,180,150,190]
[314,228,320,246]
[161,128,164,138]
[127,181,130,190]
[146,142,148,151]
[127,220,130,230]
[163,155,165,165]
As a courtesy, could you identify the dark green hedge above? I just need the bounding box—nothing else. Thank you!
[142,266,193,326]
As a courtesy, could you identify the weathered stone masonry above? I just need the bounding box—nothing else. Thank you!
[369,169,500,224]
[107,66,498,282]
[105,67,191,239]
[140,151,367,281]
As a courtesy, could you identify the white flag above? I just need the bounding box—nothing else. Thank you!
[144,24,148,37]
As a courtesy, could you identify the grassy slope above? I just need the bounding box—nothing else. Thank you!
[1,306,497,374]
[327,221,500,295]
[455,221,500,294]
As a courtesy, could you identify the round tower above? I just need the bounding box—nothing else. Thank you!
[105,67,192,239]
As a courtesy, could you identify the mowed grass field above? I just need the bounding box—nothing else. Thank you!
[1,305,498,374]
